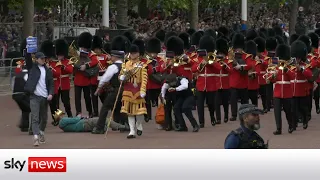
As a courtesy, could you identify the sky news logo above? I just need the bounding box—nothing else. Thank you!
[4,157,67,172]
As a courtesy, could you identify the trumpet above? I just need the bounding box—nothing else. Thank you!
[68,40,80,66]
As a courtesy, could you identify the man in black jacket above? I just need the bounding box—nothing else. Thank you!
[24,52,54,146]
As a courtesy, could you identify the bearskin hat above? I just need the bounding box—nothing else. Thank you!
[218,26,229,37]
[40,40,55,58]
[91,35,103,50]
[111,35,130,52]
[178,32,191,50]
[199,35,215,52]
[307,32,319,48]
[55,39,68,57]
[198,30,204,36]
[267,28,276,37]
[103,42,111,54]
[164,31,178,46]
[78,32,92,49]
[254,37,266,53]
[276,44,291,61]
[289,34,299,45]
[123,31,135,43]
[187,28,196,36]
[191,31,203,46]
[314,28,320,37]
[273,26,283,36]
[258,32,267,39]
[129,44,139,53]
[275,35,285,45]
[216,38,229,55]
[259,28,268,38]
[298,35,312,53]
[246,29,258,41]
[232,33,245,49]
[20,39,27,54]
[266,37,278,51]
[146,37,161,53]
[204,29,217,39]
[132,39,145,55]
[291,40,308,61]
[155,29,166,42]
[166,36,184,56]
[245,40,257,57]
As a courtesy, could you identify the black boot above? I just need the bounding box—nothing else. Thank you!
[303,123,308,129]
[288,127,294,134]
[199,123,204,128]
[175,126,188,132]
[273,129,282,135]
[127,135,136,139]
[211,119,216,126]
[216,119,221,124]
[224,117,228,123]
[192,124,200,132]
[91,127,105,134]
[229,117,236,121]
[316,108,320,114]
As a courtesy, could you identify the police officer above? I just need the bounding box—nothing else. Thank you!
[224,104,268,149]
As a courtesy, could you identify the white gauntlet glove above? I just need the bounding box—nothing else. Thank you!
[119,75,126,81]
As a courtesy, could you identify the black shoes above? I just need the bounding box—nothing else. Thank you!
[127,135,136,139]
[137,130,143,136]
[288,127,294,134]
[273,130,282,135]
[229,117,236,121]
[199,123,204,128]
[316,108,320,114]
[175,127,188,132]
[211,120,216,126]
[91,127,105,134]
[192,125,200,132]
[303,123,308,129]
[216,120,221,124]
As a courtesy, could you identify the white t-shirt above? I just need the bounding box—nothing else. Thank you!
[34,65,48,98]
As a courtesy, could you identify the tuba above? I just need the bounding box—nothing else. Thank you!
[68,40,80,66]
[52,109,65,126]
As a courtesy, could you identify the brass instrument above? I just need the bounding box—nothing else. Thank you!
[68,40,80,66]
[198,50,219,71]
[52,109,65,126]
[227,48,235,64]
[121,61,144,82]
[124,53,130,63]
[55,60,62,67]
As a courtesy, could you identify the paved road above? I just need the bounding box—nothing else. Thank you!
[0,88,320,149]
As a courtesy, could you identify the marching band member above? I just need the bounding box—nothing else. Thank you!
[160,36,183,131]
[119,44,148,138]
[91,35,110,116]
[298,35,318,121]
[92,36,128,134]
[144,38,164,122]
[290,40,313,130]
[191,31,203,47]
[308,32,320,114]
[54,39,73,117]
[214,38,230,124]
[268,44,294,135]
[161,74,200,132]
[178,32,194,80]
[15,59,25,74]
[40,40,60,122]
[265,37,278,112]
[245,40,259,106]
[227,33,252,121]
[74,32,99,118]
[254,37,268,112]
[155,29,166,52]
[289,34,299,45]
[192,35,221,127]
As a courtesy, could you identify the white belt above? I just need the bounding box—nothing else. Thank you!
[275,81,290,84]
[217,74,228,77]
[184,68,191,71]
[290,80,307,83]
[199,74,218,77]
[61,74,69,78]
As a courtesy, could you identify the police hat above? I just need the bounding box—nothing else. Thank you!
[55,39,68,57]
[191,31,203,46]
[199,35,215,53]
[239,104,264,117]
[78,32,92,49]
[245,40,257,57]
[298,35,312,53]
[166,36,184,56]
[146,37,161,54]
[218,26,229,37]
[289,34,299,45]
[178,32,191,50]
[155,29,166,42]
[204,29,217,39]
[132,39,145,55]
[123,31,135,43]
[111,35,130,53]
[308,32,319,49]
[40,40,55,58]
[216,38,229,55]
[164,31,178,46]
[92,35,103,50]
[276,44,291,61]
[187,28,196,36]
[246,29,258,41]
[266,37,278,51]
[291,40,308,61]
[254,37,266,53]
[232,33,245,49]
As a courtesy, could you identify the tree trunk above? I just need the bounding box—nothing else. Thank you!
[23,0,34,38]
[116,0,128,26]
[289,0,299,35]
[138,0,148,19]
[190,0,199,30]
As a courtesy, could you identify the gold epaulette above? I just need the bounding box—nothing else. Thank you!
[190,52,197,58]
[305,63,311,69]
[290,66,296,71]
[244,53,252,60]
[193,58,199,63]
[16,61,22,65]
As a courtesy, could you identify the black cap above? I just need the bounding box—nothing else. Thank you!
[238,104,264,116]
[35,52,46,59]
[111,50,125,58]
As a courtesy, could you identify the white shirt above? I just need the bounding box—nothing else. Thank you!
[161,78,188,98]
[98,60,123,88]
[34,65,48,98]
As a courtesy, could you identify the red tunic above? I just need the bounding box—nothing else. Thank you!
[256,52,268,85]
[92,53,110,85]
[270,67,294,98]
[74,52,99,86]
[226,53,252,89]
[290,62,313,97]
[247,56,260,90]
[146,56,164,89]
[48,60,62,95]
[59,58,73,91]
[15,59,25,74]
[216,58,230,90]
